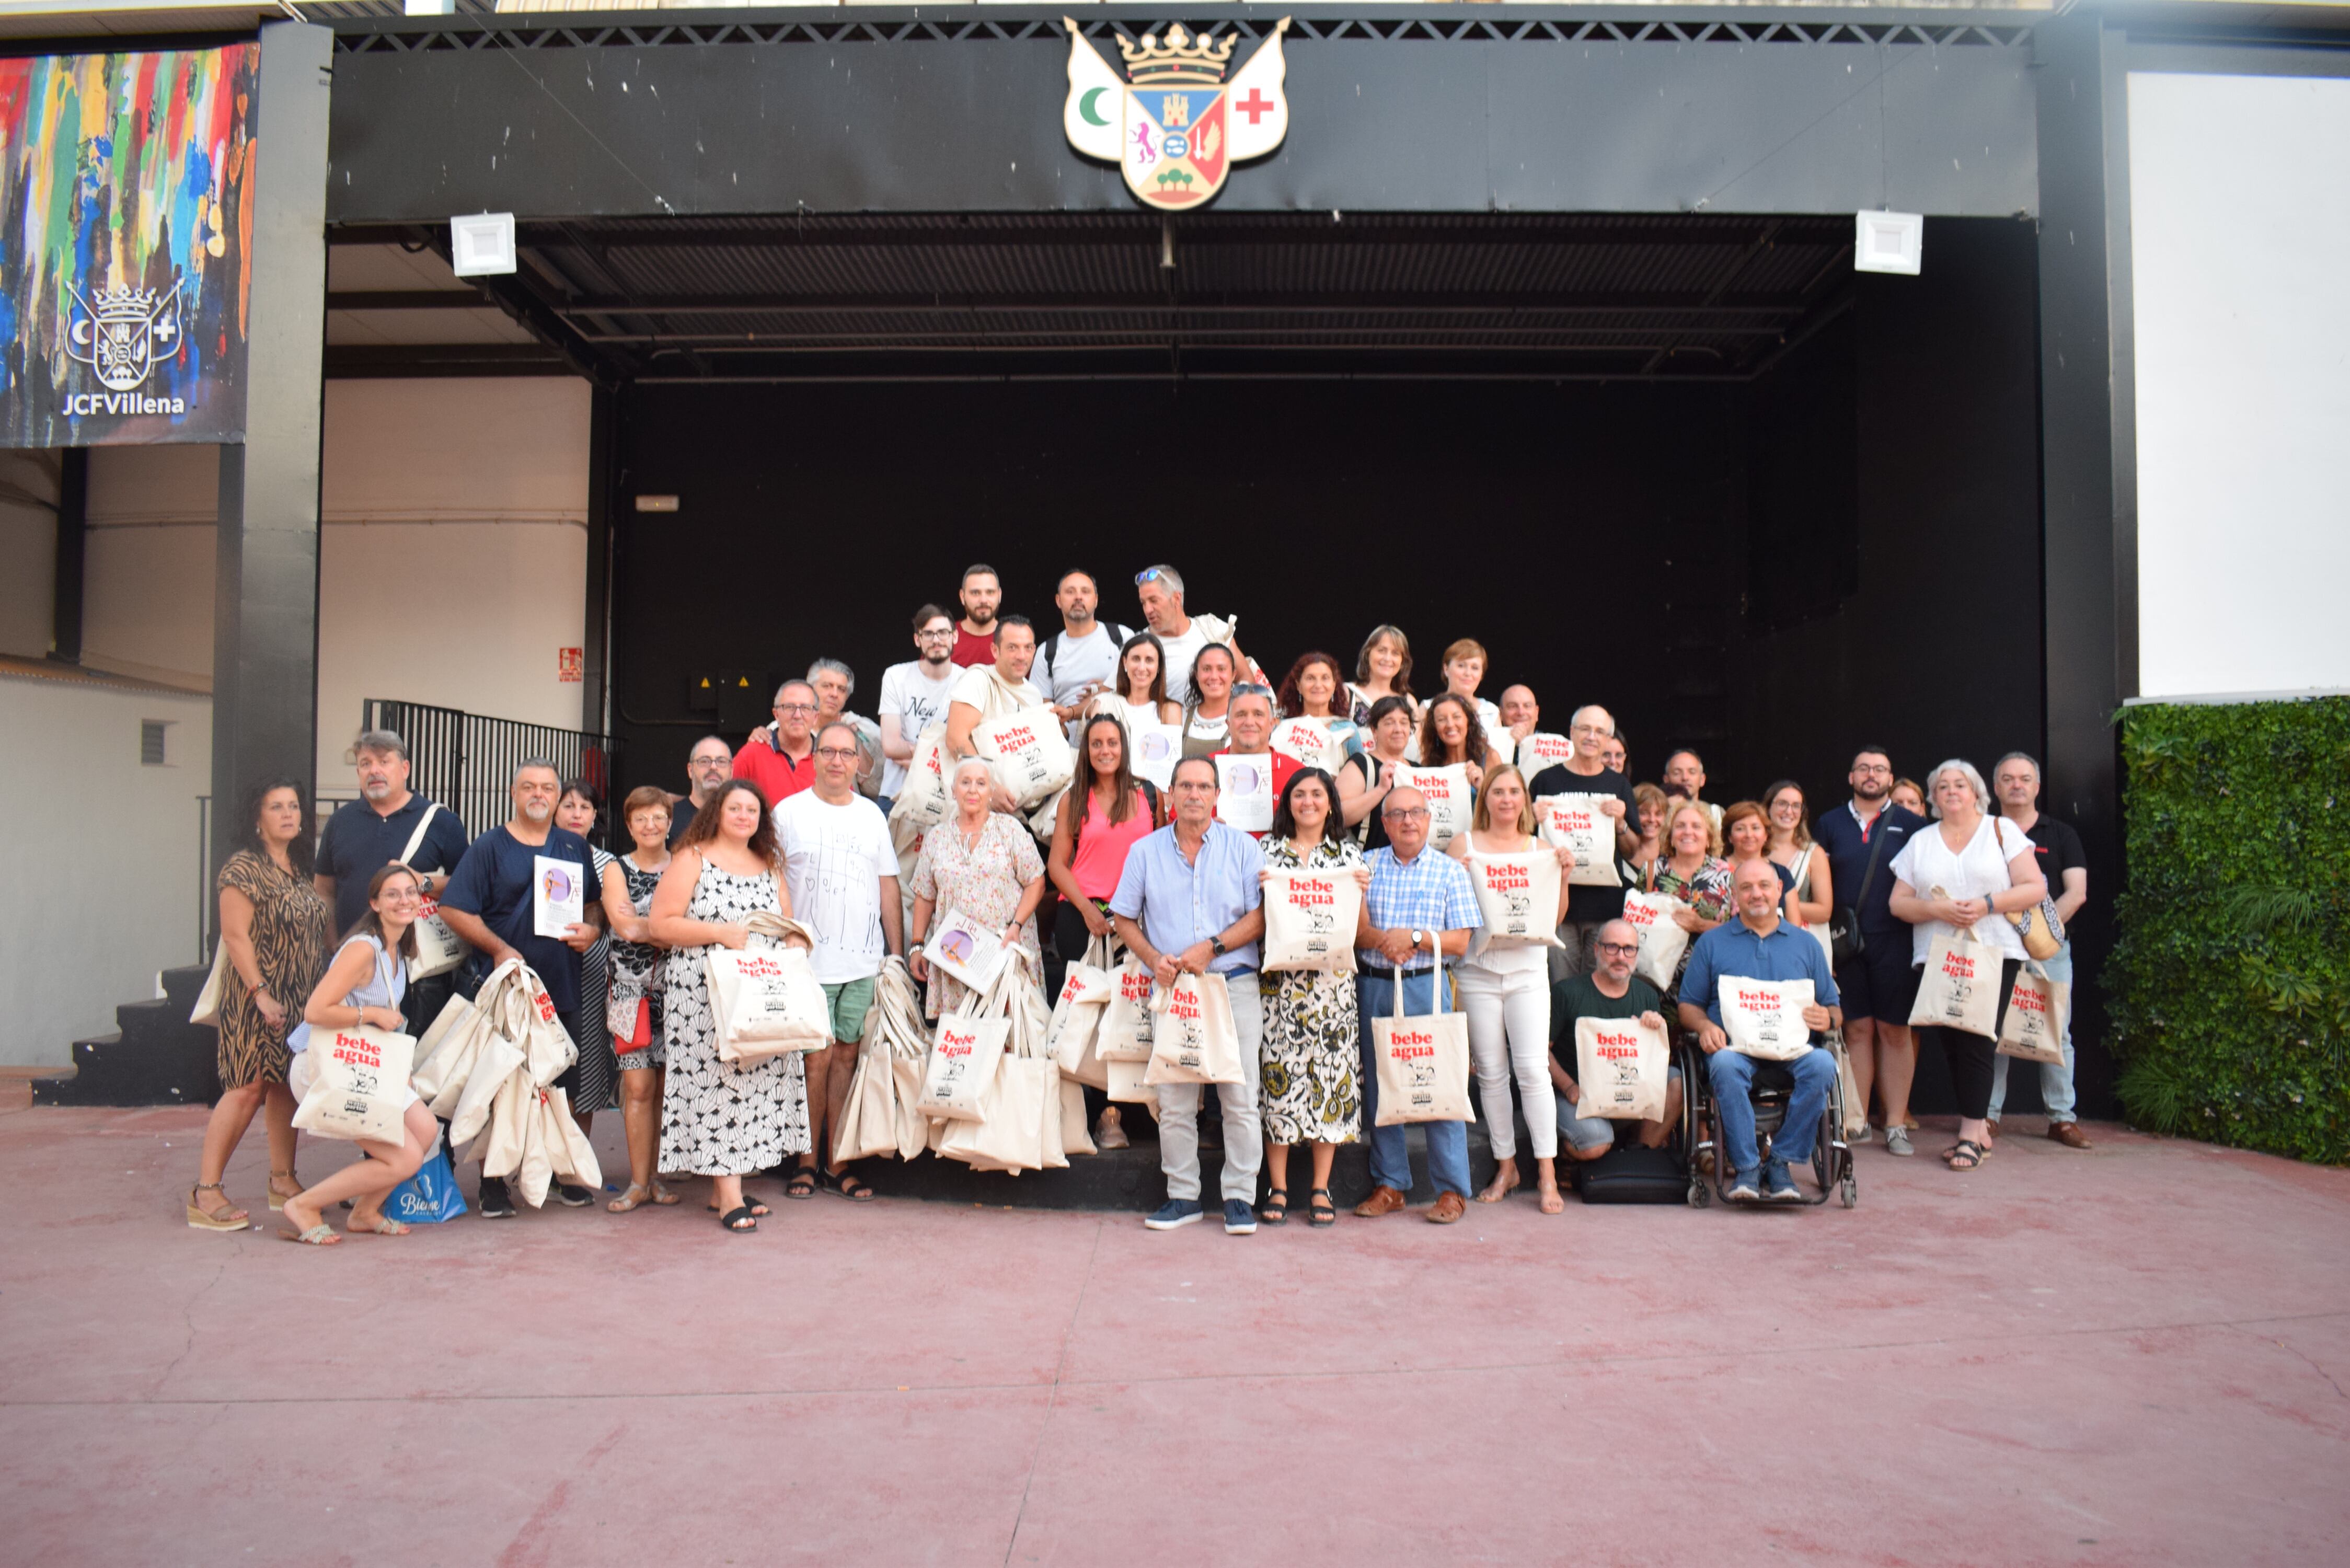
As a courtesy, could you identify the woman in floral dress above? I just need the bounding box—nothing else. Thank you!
[1257,767,1367,1229]
[907,758,1047,1018]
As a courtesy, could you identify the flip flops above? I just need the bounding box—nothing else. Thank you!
[718,1206,758,1232]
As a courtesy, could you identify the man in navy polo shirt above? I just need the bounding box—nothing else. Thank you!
[1679,857,1844,1203]
[314,730,471,1028]
[1811,744,1926,1156]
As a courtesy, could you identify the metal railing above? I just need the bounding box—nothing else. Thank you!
[363,699,624,850]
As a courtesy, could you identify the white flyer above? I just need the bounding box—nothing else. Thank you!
[532,854,585,940]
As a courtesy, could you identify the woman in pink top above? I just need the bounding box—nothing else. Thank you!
[1049,714,1164,1148]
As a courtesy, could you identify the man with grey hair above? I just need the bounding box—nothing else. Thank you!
[807,656,883,798]
[439,759,598,1217]
[1134,562,1215,704]
[1992,751,2093,1149]
[733,677,820,805]
[314,729,471,1027]
[1525,704,1644,979]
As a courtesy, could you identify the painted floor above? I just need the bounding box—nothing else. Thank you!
[3,1103,2346,1567]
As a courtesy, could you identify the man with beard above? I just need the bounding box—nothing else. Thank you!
[879,605,961,812]
[666,735,733,847]
[1811,745,1927,1156]
[952,563,1004,667]
[438,760,599,1217]
[313,729,471,1028]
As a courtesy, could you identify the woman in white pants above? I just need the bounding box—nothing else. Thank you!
[1450,765,1576,1214]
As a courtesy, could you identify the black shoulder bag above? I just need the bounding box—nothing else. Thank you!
[1827,817,1893,966]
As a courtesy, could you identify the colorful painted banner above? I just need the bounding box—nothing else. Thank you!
[0,45,258,447]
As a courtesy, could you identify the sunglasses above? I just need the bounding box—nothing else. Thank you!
[1134,568,1167,585]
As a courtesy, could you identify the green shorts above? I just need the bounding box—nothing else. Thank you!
[821,975,877,1044]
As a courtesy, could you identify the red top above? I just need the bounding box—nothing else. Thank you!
[951,626,996,667]
[1211,747,1303,839]
[1070,787,1158,900]
[731,729,816,805]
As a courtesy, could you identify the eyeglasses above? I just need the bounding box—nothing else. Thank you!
[1596,941,1639,956]
[916,628,955,640]
[1570,723,1610,736]
[1852,764,1892,775]
[775,702,817,716]
[1385,807,1430,821]
[815,746,860,762]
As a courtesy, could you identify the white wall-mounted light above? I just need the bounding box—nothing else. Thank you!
[1854,211,1924,276]
[450,212,517,278]
[404,0,455,15]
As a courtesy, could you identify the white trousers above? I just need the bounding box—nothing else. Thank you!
[1155,979,1265,1203]
[1457,962,1557,1160]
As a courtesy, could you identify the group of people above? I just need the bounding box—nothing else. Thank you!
[185,560,2093,1241]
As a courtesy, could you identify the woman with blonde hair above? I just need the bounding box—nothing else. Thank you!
[1436,638,1503,739]
[1346,625,1416,727]
[1449,764,1575,1212]
[1648,798,1734,942]
[1627,781,1669,883]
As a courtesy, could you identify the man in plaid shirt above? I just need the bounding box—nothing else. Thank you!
[1354,786,1485,1223]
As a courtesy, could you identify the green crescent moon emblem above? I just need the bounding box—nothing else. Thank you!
[1079,86,1110,126]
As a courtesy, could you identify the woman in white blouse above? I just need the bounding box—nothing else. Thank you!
[1886,759,2047,1173]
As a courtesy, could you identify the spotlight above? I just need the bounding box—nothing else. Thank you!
[1853,211,1923,276]
[450,213,516,278]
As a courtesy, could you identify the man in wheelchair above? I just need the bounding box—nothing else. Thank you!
[1677,858,1844,1204]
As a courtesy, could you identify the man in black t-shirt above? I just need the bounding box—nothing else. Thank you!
[1994,753,2093,1149]
[1526,704,1643,981]
[1810,745,1927,1155]
[666,735,733,848]
[1548,918,1683,1158]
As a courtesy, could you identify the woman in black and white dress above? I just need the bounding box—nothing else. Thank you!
[600,785,682,1213]
[648,779,812,1232]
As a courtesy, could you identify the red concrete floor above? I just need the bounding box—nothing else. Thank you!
[4,1103,2347,1568]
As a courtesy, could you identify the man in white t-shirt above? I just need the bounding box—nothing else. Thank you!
[879,603,961,807]
[774,722,903,1204]
[944,615,1050,813]
[1136,563,1214,703]
[1039,568,1134,737]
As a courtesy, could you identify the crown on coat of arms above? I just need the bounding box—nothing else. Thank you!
[1116,24,1237,84]
[82,285,168,327]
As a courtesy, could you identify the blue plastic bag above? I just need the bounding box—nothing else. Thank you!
[386,1138,469,1225]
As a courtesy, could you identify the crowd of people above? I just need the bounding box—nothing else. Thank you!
[185,561,2094,1241]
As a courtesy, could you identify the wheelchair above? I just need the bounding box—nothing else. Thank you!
[1678,1028,1857,1209]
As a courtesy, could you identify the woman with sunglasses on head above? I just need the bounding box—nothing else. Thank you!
[277,863,439,1244]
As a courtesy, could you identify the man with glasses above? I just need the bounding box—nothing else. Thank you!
[1353,786,1485,1224]
[775,722,904,1203]
[879,604,962,813]
[1525,704,1644,979]
[1549,917,1683,1162]
[952,563,1004,667]
[1812,745,1926,1154]
[314,728,472,1029]
[1109,755,1269,1236]
[666,735,734,848]
[1209,686,1297,839]
[733,678,821,806]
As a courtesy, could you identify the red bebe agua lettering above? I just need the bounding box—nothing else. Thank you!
[1420,774,1453,800]
[1389,1030,1434,1056]
[534,990,558,1023]
[1169,989,1202,1022]
[2017,986,2047,1018]
[1735,986,1776,1014]
[1940,949,1977,981]
[938,1026,975,1059]
[739,956,782,979]
[330,1032,382,1067]
[1595,1030,1641,1061]
[998,723,1036,752]
[1624,900,1660,929]
[1121,971,1152,1001]
[1484,863,1530,893]
[1288,878,1335,908]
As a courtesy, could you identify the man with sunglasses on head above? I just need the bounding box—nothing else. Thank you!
[733,678,821,806]
[1550,917,1684,1163]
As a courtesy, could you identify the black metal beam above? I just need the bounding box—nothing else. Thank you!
[548,292,1818,317]
[52,448,85,664]
[508,218,1833,251]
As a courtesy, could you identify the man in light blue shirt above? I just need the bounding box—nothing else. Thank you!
[1110,756,1267,1235]
[1678,857,1845,1203]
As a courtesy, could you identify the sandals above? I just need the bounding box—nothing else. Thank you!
[707,1196,773,1218]
[1945,1138,1989,1171]
[1307,1188,1336,1228]
[784,1167,820,1200]
[650,1180,682,1206]
[347,1214,410,1237]
[267,1170,302,1213]
[1259,1187,1289,1226]
[187,1183,247,1231]
[608,1183,656,1213]
[717,1205,758,1232]
[823,1167,876,1202]
[282,1222,341,1246]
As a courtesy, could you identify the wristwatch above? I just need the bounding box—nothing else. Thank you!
[1411,928,1426,952]
[1209,936,1228,958]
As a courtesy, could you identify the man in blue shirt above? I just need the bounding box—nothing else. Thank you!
[1352,786,1485,1225]
[1110,756,1267,1235]
[439,759,596,1217]
[1810,745,1926,1156]
[1678,857,1845,1203]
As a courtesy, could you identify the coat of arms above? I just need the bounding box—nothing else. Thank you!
[67,281,182,394]
[1063,17,1291,209]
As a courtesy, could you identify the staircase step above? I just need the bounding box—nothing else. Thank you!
[38,967,223,1108]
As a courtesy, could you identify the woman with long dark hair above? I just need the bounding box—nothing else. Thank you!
[1337,694,1416,851]
[277,863,439,1243]
[1179,642,1239,760]
[554,781,618,1181]
[1275,650,1363,761]
[188,777,331,1231]
[1418,691,1505,789]
[1048,714,1164,1149]
[648,778,812,1231]
[1084,630,1181,731]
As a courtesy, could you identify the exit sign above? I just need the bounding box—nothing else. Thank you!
[558,647,583,683]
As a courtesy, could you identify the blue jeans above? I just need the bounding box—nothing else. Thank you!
[1988,946,2078,1123]
[1706,1046,1836,1178]
[1358,970,1472,1200]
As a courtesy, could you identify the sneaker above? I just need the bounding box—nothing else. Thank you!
[1762,1163,1803,1203]
[555,1182,593,1208]
[1144,1198,1204,1230]
[477,1177,515,1219]
[1850,1123,1873,1145]
[1884,1126,1915,1158]
[1095,1111,1130,1151]
[1223,1198,1257,1235]
[1726,1171,1761,1203]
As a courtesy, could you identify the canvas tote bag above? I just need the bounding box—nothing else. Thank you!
[1399,765,1471,851]
[889,724,953,839]
[398,804,468,979]
[290,1025,418,1144]
[1997,965,2071,1065]
[1620,890,1691,994]
[708,914,830,1064]
[917,1008,1012,1121]
[1718,976,1816,1062]
[977,710,1075,810]
[1516,731,1573,774]
[1096,949,1158,1062]
[1046,934,1116,1079]
[1908,925,2001,1036]
[1372,953,1473,1126]
[1463,847,1565,947]
[1269,716,1346,775]
[1144,971,1245,1085]
[1262,866,1363,973]
[1536,792,1622,889]
[1572,1014,1671,1122]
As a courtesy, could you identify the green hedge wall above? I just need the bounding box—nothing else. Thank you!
[2109,696,2350,1163]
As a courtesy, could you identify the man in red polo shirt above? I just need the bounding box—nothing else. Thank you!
[1212,686,1299,840]
[951,563,1004,667]
[733,678,820,804]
